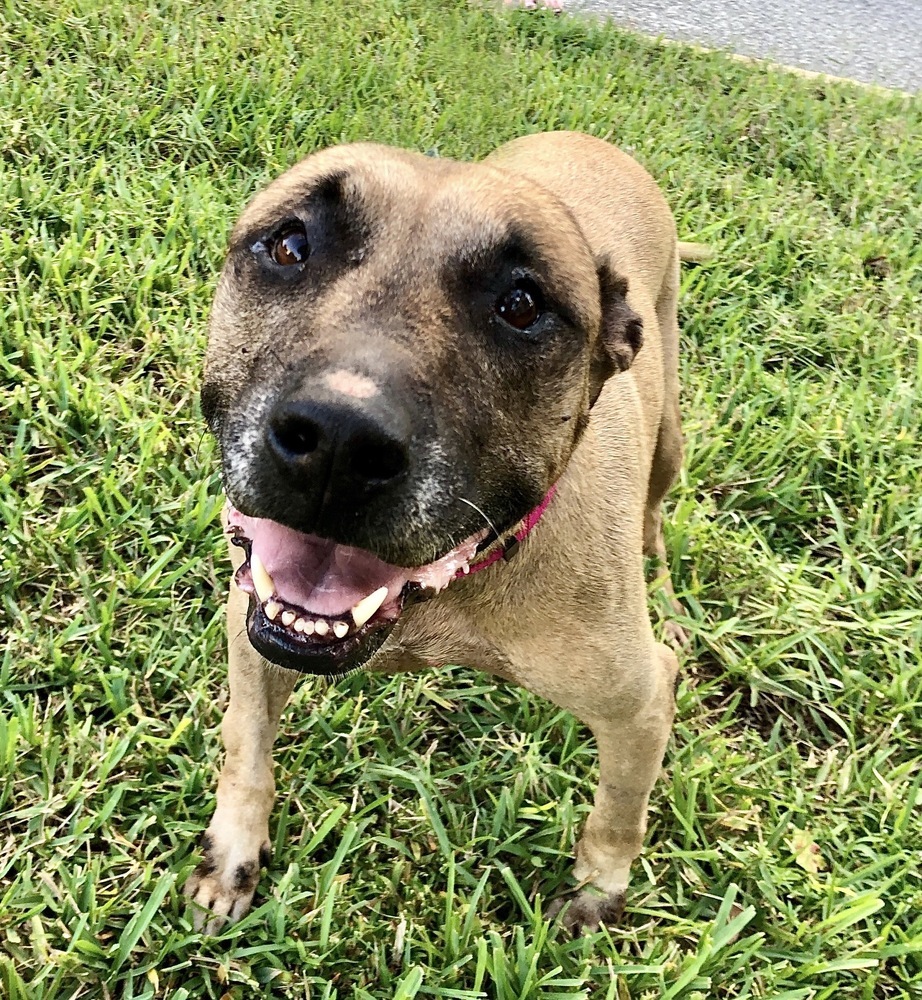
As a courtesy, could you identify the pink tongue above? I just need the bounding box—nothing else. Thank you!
[227,506,482,617]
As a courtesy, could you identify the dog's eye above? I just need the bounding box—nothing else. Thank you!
[495,279,543,331]
[269,223,310,267]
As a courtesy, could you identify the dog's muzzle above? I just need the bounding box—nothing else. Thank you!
[226,478,557,675]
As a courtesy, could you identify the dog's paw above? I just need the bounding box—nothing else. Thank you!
[184,832,271,935]
[663,619,690,650]
[547,889,625,935]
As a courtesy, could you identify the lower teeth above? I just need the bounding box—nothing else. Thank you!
[264,603,347,639]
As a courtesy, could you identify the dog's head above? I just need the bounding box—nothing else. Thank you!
[202,143,642,674]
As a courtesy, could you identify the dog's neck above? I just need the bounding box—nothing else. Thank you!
[457,484,559,579]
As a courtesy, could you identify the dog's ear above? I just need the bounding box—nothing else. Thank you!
[589,261,644,406]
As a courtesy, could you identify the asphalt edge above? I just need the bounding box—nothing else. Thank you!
[557,6,918,99]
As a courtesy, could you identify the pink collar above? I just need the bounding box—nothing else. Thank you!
[455,484,558,579]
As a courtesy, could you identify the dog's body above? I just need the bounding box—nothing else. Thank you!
[187,132,683,934]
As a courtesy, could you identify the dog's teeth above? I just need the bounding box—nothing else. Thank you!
[293,618,306,633]
[303,619,315,635]
[332,621,349,639]
[281,610,296,627]
[250,552,276,602]
[314,620,329,636]
[351,586,389,627]
[264,599,281,621]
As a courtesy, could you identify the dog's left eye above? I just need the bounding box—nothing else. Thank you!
[495,279,543,331]
[269,223,311,267]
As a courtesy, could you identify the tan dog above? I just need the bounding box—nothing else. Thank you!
[186,131,687,935]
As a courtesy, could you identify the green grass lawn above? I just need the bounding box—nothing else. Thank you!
[2,0,921,996]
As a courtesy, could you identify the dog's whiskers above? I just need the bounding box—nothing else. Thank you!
[263,344,293,371]
[192,428,211,464]
[457,496,501,540]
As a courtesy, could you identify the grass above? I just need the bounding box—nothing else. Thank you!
[1,0,921,996]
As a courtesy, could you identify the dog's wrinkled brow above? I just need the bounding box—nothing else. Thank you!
[230,170,351,249]
[449,223,542,273]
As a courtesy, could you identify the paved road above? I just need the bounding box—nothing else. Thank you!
[566,0,922,93]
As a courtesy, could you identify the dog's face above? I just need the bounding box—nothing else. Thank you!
[203,143,642,675]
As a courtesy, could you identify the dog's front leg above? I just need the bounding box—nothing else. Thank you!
[547,641,679,934]
[185,582,299,934]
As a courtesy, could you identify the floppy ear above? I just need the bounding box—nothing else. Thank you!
[588,261,644,406]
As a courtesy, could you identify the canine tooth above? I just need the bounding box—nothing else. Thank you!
[250,552,275,602]
[351,586,389,628]
[333,621,349,639]
[264,600,281,621]
[314,620,329,636]
[281,610,296,627]
[293,618,306,633]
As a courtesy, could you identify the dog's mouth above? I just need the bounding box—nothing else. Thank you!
[226,504,485,675]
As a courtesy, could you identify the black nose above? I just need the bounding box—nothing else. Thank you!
[267,396,411,492]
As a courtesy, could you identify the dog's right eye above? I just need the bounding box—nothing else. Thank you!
[495,278,543,332]
[269,223,311,267]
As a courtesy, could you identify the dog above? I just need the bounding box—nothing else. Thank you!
[186,131,689,935]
